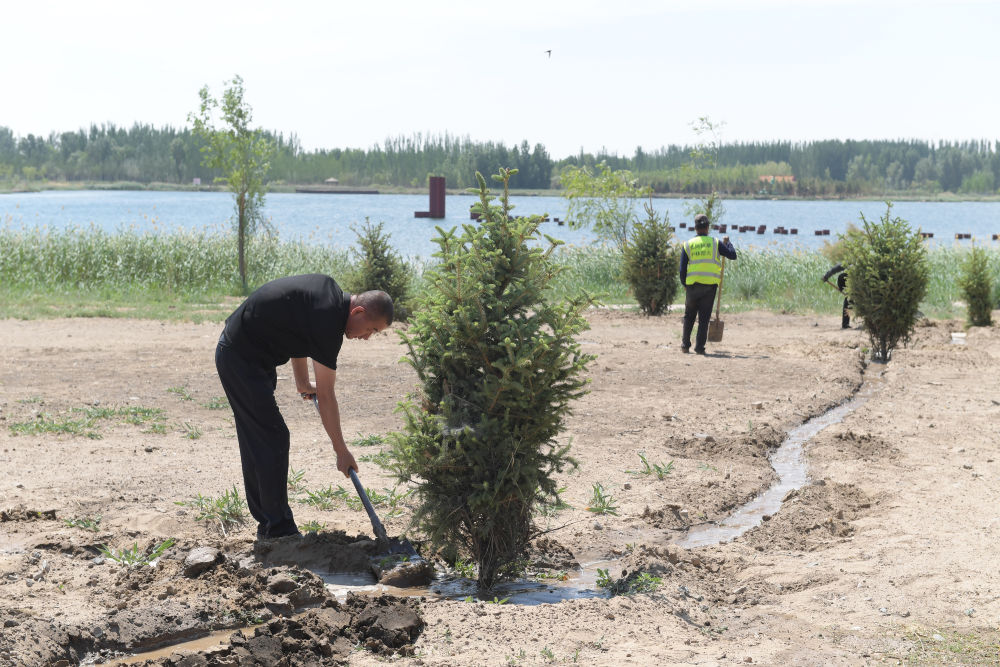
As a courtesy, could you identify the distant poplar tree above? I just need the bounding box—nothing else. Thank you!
[189,75,275,294]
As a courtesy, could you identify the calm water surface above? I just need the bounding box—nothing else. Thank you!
[2,190,998,258]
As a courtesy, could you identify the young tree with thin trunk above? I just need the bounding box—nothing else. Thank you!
[189,75,274,294]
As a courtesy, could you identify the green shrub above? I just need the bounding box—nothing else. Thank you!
[622,202,678,315]
[392,168,594,590]
[842,203,929,362]
[346,218,413,320]
[958,244,995,327]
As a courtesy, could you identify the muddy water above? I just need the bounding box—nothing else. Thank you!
[679,372,881,548]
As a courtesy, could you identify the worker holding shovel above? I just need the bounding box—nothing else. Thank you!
[215,274,393,541]
[679,214,737,355]
[822,264,851,329]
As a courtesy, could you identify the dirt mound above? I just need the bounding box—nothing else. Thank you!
[1,505,57,522]
[738,480,876,551]
[821,427,901,461]
[528,537,579,571]
[115,595,423,666]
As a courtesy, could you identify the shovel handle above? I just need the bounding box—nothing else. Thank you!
[349,469,389,543]
[714,258,725,320]
[311,395,389,543]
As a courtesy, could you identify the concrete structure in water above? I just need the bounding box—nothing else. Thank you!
[414,176,445,219]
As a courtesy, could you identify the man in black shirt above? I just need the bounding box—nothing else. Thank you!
[215,274,393,540]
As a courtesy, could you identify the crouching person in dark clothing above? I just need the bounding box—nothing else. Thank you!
[215,274,392,540]
[822,264,851,329]
[680,214,738,354]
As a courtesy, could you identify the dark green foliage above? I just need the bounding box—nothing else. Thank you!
[842,203,929,362]
[958,245,995,327]
[391,168,594,590]
[347,218,412,321]
[622,202,678,315]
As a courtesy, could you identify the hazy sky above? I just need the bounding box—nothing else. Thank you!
[4,0,997,158]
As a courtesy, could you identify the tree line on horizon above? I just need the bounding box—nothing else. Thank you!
[2,123,999,196]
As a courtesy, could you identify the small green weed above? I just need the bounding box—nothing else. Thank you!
[180,422,202,439]
[299,520,326,533]
[540,646,555,662]
[597,568,663,595]
[596,567,614,588]
[629,452,674,480]
[64,516,102,531]
[201,396,229,410]
[586,483,618,515]
[537,486,572,516]
[17,396,43,404]
[167,386,193,401]
[99,538,175,567]
[452,559,476,579]
[175,486,248,535]
[358,450,393,468]
[287,468,308,496]
[350,433,386,447]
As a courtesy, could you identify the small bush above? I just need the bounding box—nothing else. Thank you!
[622,202,678,315]
[842,203,929,362]
[347,218,413,320]
[958,244,994,327]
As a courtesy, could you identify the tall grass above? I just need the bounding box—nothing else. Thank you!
[2,225,996,320]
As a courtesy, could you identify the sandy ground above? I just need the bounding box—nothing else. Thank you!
[1,309,999,666]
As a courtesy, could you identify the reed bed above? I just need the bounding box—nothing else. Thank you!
[1,225,996,321]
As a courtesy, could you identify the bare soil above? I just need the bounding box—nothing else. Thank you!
[1,310,998,666]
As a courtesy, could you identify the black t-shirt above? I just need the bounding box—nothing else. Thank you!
[223,274,351,369]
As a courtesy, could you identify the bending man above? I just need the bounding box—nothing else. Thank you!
[215,274,392,540]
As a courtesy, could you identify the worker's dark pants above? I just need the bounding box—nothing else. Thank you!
[842,296,851,329]
[215,333,298,539]
[682,283,718,353]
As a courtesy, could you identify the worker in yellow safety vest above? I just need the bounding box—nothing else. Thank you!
[679,214,737,354]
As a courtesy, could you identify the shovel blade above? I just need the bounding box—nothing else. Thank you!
[707,318,724,342]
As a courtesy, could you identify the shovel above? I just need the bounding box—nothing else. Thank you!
[310,395,418,558]
[707,258,726,342]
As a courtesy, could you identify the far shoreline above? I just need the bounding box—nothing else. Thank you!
[3,180,1000,203]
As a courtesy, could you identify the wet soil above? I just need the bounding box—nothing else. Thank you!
[2,310,999,665]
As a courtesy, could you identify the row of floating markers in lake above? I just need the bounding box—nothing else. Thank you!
[672,221,1000,241]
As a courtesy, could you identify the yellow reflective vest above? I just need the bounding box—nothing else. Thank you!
[683,235,722,285]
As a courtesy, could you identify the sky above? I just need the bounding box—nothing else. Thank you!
[3,0,998,159]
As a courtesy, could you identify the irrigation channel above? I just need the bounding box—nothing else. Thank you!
[94,370,885,664]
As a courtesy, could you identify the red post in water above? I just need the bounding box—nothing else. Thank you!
[415,176,446,219]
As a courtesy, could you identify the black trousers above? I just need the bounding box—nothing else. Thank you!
[682,283,718,352]
[841,296,851,329]
[215,333,298,539]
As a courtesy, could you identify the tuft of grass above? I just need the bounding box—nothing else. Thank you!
[99,538,175,567]
[299,520,326,533]
[287,468,308,497]
[9,404,167,439]
[180,422,202,439]
[201,396,229,410]
[585,483,618,515]
[350,433,387,448]
[167,386,193,401]
[597,568,662,596]
[175,486,248,535]
[358,450,393,468]
[64,516,102,532]
[537,486,573,517]
[628,452,674,480]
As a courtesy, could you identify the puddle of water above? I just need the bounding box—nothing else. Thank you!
[678,375,881,548]
[320,561,612,605]
[87,629,242,666]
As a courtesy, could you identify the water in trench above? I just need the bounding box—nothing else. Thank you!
[679,372,881,548]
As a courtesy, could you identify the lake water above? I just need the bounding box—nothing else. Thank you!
[2,190,998,259]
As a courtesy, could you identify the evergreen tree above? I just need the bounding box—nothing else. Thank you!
[392,168,594,590]
[623,201,678,315]
[957,244,995,327]
[842,203,929,362]
[347,218,413,321]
